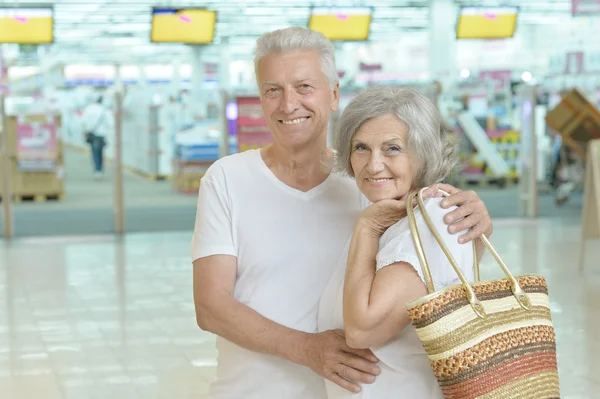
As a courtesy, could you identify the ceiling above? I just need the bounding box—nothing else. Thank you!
[0,0,578,65]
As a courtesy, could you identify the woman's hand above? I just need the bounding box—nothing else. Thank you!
[357,199,407,237]
[357,186,447,237]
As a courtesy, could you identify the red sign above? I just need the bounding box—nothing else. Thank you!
[359,63,382,72]
[572,0,600,15]
[16,117,59,171]
[479,70,512,89]
[236,97,272,152]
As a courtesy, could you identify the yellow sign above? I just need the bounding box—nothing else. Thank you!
[0,8,53,44]
[457,7,518,39]
[151,8,216,44]
[309,7,371,41]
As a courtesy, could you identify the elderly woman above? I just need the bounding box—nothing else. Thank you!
[318,87,476,398]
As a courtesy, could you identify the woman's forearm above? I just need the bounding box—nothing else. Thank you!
[343,224,381,334]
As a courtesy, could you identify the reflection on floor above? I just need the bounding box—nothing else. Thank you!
[0,217,597,398]
[0,146,585,238]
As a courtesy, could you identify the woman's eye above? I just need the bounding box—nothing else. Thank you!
[299,84,311,89]
[353,144,367,151]
[387,145,402,152]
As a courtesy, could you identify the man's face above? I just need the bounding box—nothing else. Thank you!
[257,50,339,150]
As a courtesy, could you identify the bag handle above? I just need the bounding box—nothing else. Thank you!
[407,191,480,291]
[406,187,532,319]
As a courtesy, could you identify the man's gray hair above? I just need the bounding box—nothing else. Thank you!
[334,87,457,188]
[254,26,338,90]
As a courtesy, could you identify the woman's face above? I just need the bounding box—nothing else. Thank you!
[350,114,416,203]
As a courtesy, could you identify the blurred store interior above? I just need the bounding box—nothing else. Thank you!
[0,1,599,398]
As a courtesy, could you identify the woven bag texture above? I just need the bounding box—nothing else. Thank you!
[407,276,560,399]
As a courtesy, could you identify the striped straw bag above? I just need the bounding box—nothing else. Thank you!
[405,188,560,399]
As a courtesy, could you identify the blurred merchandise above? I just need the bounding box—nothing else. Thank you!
[0,114,64,201]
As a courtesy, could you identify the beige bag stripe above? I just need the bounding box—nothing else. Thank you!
[428,318,555,361]
[412,285,548,329]
[421,307,552,354]
[416,293,550,341]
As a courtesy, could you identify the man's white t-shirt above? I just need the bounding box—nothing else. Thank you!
[192,149,369,399]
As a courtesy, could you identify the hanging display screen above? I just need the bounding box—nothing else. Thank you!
[0,7,54,44]
[151,8,216,44]
[309,7,372,41]
[456,7,519,39]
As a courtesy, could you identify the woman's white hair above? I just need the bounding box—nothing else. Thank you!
[334,87,457,188]
[254,26,338,90]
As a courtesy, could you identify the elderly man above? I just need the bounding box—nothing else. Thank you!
[192,27,493,399]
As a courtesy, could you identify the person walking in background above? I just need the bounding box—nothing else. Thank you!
[82,95,110,180]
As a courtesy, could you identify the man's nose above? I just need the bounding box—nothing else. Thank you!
[280,89,300,114]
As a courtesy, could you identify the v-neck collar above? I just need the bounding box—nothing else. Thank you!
[254,149,333,201]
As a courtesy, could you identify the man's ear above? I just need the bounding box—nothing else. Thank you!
[331,82,340,112]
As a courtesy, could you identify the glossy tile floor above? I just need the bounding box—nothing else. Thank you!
[0,218,598,399]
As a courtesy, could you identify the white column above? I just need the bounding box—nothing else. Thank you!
[518,85,538,218]
[428,0,457,91]
[219,40,232,157]
[0,90,13,238]
[190,46,205,120]
[113,64,125,234]
[138,63,149,91]
[114,63,123,92]
[171,58,182,94]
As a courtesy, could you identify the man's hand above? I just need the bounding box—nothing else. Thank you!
[302,329,380,394]
[437,183,493,243]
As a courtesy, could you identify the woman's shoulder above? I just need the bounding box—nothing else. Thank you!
[419,197,456,225]
[384,197,452,234]
[378,196,459,254]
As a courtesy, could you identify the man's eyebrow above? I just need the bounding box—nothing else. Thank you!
[261,80,279,87]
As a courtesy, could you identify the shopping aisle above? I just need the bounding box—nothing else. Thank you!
[0,217,598,398]
[2,147,198,237]
[57,147,197,209]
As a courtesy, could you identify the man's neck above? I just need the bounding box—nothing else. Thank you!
[261,139,333,192]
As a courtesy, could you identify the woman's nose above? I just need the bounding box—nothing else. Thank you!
[366,153,385,174]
